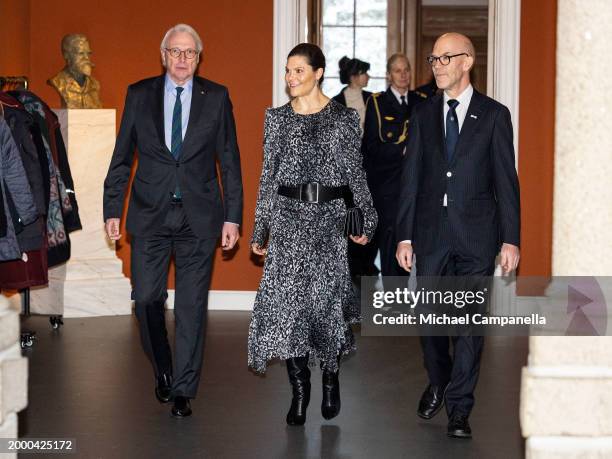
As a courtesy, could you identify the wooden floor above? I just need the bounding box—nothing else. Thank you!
[19,311,527,459]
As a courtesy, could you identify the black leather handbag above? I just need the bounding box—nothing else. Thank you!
[342,192,364,238]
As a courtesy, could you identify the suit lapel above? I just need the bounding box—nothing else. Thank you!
[151,76,168,154]
[181,77,208,152]
[452,90,487,164]
[429,94,446,162]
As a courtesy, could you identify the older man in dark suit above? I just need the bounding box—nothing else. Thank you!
[396,33,520,438]
[103,23,243,418]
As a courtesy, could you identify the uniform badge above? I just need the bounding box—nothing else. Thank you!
[384,116,395,121]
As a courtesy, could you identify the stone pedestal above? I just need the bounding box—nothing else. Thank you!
[30,109,132,317]
[0,296,28,459]
[520,2,612,457]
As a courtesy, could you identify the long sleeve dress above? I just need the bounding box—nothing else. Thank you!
[248,100,377,373]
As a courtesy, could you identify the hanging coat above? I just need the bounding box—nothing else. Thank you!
[0,118,38,261]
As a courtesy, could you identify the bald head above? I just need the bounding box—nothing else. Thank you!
[435,33,475,62]
[431,32,475,98]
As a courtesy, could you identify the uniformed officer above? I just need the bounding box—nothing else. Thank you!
[362,53,427,281]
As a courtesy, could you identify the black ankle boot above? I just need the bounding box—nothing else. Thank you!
[321,364,340,420]
[286,355,311,426]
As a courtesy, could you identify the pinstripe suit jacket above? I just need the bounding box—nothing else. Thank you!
[396,89,520,260]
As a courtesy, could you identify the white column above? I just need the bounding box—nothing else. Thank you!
[273,0,308,107]
[30,109,132,317]
[487,0,522,314]
[488,0,521,154]
[0,296,28,458]
[521,2,612,458]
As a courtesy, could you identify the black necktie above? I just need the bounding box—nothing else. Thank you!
[446,99,459,162]
[400,95,407,110]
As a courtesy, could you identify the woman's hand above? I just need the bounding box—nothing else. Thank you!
[251,243,268,256]
[349,234,368,245]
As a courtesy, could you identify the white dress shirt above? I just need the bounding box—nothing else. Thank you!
[389,85,408,105]
[443,84,473,135]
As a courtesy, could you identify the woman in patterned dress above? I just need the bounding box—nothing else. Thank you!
[248,43,377,425]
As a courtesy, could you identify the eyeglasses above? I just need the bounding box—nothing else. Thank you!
[426,53,470,66]
[165,48,198,60]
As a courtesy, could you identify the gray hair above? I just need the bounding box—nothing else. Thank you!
[160,23,203,55]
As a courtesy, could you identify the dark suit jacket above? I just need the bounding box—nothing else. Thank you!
[103,75,243,239]
[396,89,520,261]
[362,87,427,199]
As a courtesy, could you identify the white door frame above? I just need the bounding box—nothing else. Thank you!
[272,0,309,107]
[488,0,521,162]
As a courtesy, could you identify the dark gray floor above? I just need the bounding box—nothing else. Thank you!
[19,312,526,459]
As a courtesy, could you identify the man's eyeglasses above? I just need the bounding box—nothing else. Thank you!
[165,48,198,60]
[426,53,470,66]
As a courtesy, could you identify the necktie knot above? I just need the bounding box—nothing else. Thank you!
[447,99,459,110]
[175,86,184,98]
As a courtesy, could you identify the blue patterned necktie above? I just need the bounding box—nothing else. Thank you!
[171,86,184,159]
[171,87,184,199]
[446,99,459,162]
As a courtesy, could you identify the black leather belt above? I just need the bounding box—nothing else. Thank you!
[278,183,351,204]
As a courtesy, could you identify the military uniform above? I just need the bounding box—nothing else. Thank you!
[362,87,427,279]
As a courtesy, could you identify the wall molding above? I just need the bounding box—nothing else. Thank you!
[273,0,309,107]
[488,0,521,163]
[166,290,256,311]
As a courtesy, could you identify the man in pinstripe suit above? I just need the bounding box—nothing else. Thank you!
[395,33,520,438]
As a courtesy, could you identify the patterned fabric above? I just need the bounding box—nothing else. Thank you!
[171,86,183,158]
[171,86,183,199]
[16,96,69,250]
[248,100,377,373]
[446,99,459,161]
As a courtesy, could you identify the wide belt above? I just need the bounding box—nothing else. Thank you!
[277,183,351,204]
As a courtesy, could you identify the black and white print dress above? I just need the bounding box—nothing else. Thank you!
[248,100,377,373]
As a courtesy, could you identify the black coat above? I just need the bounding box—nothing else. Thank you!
[104,75,243,239]
[362,87,427,199]
[3,103,47,251]
[332,88,372,107]
[396,89,520,260]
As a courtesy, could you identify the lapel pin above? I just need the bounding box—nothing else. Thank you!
[470,114,478,119]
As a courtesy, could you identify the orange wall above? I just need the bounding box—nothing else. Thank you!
[518,0,556,278]
[3,0,554,292]
[0,0,30,75]
[24,0,273,290]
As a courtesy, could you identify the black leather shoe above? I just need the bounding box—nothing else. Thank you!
[321,369,341,420]
[447,414,472,438]
[155,373,173,404]
[417,384,448,420]
[171,396,192,418]
[286,356,311,426]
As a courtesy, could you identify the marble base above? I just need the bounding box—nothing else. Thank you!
[30,260,132,318]
[29,109,133,318]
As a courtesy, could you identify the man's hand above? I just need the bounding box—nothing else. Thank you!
[349,234,369,245]
[251,243,267,256]
[105,218,122,241]
[221,223,240,251]
[396,241,413,272]
[500,243,520,274]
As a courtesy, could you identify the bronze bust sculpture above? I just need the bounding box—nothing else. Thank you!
[48,34,102,109]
